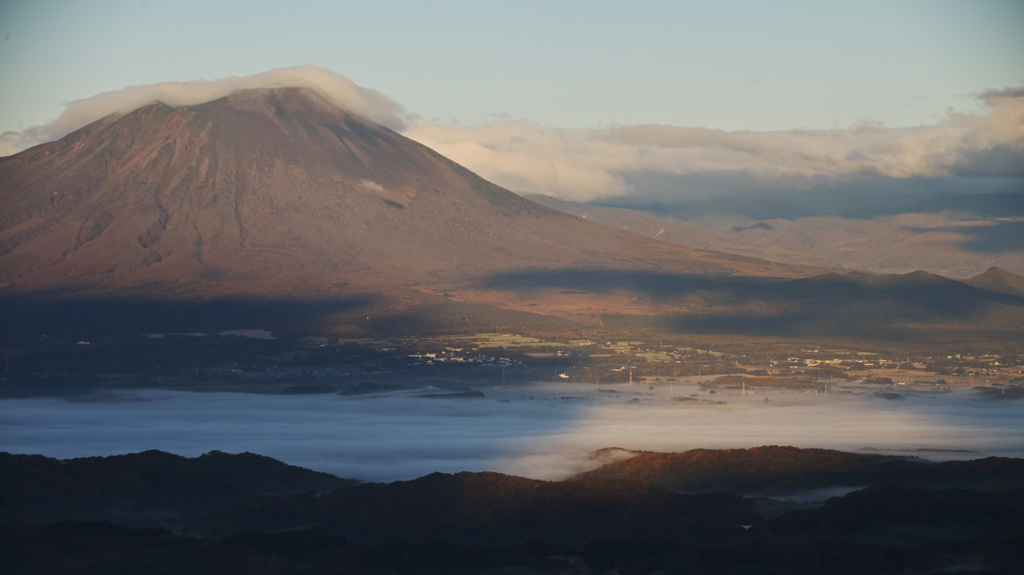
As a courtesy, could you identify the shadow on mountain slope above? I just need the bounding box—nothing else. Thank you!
[0,294,378,342]
[903,219,1024,255]
[4,267,1023,344]
[478,268,1024,340]
[481,268,1024,314]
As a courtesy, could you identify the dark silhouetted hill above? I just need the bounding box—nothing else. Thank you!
[0,450,355,525]
[3,448,1024,574]
[575,446,1024,495]
[4,513,1022,574]
[767,484,1024,543]
[207,470,761,546]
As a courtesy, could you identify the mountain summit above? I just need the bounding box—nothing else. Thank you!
[0,87,808,298]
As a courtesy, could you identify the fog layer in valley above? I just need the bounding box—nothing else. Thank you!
[2,382,1021,483]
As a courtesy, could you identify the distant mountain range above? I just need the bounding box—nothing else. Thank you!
[526,192,1024,278]
[965,266,1024,297]
[2,87,1023,343]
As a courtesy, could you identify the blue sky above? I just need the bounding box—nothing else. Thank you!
[1,0,1022,134]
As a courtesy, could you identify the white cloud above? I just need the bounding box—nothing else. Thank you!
[0,65,407,156]
[404,93,1024,201]
[359,179,385,192]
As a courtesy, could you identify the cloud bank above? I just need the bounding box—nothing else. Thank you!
[2,384,1022,483]
[0,66,407,156]
[404,89,1024,201]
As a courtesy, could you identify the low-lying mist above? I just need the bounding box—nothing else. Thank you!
[1,382,1021,482]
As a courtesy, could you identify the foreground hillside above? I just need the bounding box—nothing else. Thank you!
[2,447,1022,574]
[575,445,1024,494]
[0,450,356,526]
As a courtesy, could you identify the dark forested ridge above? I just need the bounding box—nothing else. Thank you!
[202,471,760,545]
[3,447,1023,574]
[575,445,1024,494]
[0,450,356,526]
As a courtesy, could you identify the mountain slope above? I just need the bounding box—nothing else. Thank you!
[525,193,1024,278]
[965,267,1024,297]
[4,88,1022,342]
[0,88,816,299]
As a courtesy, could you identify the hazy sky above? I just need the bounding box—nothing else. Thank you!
[1,0,1022,134]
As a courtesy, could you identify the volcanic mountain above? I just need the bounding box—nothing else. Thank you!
[0,87,813,300]
[5,87,1024,342]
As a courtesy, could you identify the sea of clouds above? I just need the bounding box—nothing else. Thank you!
[2,382,1021,483]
